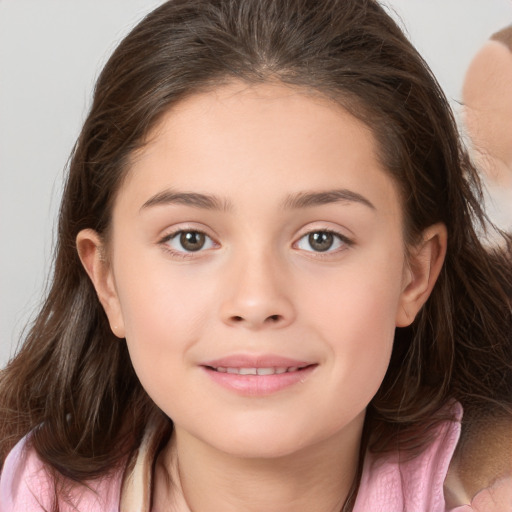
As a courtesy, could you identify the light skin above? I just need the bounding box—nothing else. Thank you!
[77,82,446,511]
[463,40,512,187]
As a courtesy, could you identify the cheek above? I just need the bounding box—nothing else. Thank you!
[302,245,405,336]
[301,250,404,396]
[112,257,214,396]
[325,284,397,378]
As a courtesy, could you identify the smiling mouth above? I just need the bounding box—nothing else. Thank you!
[202,362,317,395]
[206,364,314,375]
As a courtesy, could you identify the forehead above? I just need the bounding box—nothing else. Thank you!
[119,81,402,220]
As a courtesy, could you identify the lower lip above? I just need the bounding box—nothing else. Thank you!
[201,365,317,396]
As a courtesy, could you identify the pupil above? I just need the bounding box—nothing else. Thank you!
[309,232,333,252]
[180,231,205,251]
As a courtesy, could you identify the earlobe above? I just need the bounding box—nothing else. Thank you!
[396,223,447,327]
[76,229,126,338]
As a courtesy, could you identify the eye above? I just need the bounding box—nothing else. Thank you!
[295,230,350,253]
[163,230,216,253]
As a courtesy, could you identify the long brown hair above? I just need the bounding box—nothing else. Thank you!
[1,0,511,508]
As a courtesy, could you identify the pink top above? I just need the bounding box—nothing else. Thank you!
[1,403,511,511]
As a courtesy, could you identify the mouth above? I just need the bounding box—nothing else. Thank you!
[206,364,313,375]
[201,358,318,395]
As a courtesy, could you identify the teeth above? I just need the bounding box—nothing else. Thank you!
[214,366,304,375]
[239,368,257,375]
[256,367,274,375]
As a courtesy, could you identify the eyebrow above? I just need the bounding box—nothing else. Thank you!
[140,187,375,213]
[140,189,233,212]
[283,189,375,210]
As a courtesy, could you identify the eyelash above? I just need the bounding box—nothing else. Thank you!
[158,228,353,259]
[294,229,354,256]
[159,229,217,259]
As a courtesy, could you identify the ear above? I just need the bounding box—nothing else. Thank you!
[396,223,447,327]
[76,229,126,338]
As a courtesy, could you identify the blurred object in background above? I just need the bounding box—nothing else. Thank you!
[462,25,512,237]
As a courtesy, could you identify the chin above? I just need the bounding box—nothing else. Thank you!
[193,412,360,461]
[212,431,313,460]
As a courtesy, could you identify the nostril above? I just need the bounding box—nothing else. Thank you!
[227,314,285,325]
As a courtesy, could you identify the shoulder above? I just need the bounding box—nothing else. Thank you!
[353,403,512,512]
[353,401,463,512]
[0,434,123,512]
[0,433,52,511]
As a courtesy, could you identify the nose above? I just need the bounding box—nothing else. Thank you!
[219,250,296,330]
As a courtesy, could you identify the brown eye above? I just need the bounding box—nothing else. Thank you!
[308,232,334,252]
[295,230,351,254]
[162,230,216,255]
[179,231,206,251]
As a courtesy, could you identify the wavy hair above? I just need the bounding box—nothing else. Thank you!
[1,0,511,509]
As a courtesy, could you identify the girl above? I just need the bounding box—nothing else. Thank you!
[1,0,511,510]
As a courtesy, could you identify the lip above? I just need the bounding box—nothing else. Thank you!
[203,354,313,368]
[200,354,317,396]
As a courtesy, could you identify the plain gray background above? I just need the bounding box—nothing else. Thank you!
[1,0,511,368]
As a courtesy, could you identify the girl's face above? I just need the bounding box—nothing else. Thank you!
[79,82,444,459]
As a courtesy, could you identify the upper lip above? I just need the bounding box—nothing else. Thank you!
[201,354,314,369]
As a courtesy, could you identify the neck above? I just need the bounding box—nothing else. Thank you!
[154,414,364,512]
